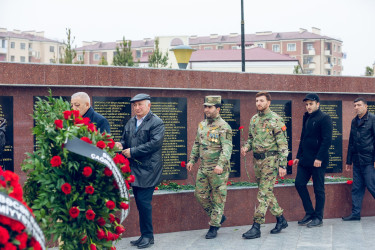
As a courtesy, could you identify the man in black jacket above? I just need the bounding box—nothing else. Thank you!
[293,93,332,228]
[71,92,110,133]
[343,97,375,221]
[117,93,165,249]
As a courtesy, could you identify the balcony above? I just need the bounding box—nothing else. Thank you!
[308,63,316,69]
[308,49,315,55]
[325,50,331,56]
[0,47,6,54]
[325,63,332,69]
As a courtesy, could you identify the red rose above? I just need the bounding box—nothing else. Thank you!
[227,181,232,186]
[288,160,294,166]
[109,214,115,223]
[239,126,244,130]
[72,110,80,118]
[106,231,114,241]
[96,141,106,149]
[97,217,106,227]
[74,117,84,125]
[15,232,28,249]
[88,123,97,132]
[29,238,42,250]
[121,165,131,173]
[104,167,113,177]
[83,166,93,177]
[10,220,26,233]
[106,200,115,210]
[0,226,10,244]
[119,202,129,210]
[115,225,126,235]
[110,246,116,250]
[63,110,72,120]
[3,242,17,250]
[107,139,115,149]
[90,243,97,250]
[85,185,94,194]
[61,183,72,195]
[275,180,279,184]
[113,153,126,164]
[86,209,96,220]
[97,229,105,240]
[69,207,80,218]
[0,215,11,225]
[347,180,353,185]
[125,180,131,190]
[54,119,63,129]
[50,155,62,167]
[127,175,135,183]
[113,233,119,240]
[80,235,87,244]
[113,180,119,189]
[155,186,159,190]
[9,184,23,200]
[281,177,284,180]
[81,137,92,144]
[180,161,186,168]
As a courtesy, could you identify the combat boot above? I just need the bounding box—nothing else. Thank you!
[242,222,261,239]
[270,214,288,234]
[205,226,219,239]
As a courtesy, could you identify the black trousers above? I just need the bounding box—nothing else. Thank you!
[132,186,155,238]
[295,164,326,220]
[351,164,375,216]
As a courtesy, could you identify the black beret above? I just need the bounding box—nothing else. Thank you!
[303,93,320,102]
[130,93,151,103]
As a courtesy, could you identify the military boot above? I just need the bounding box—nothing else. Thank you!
[270,215,288,234]
[205,226,219,239]
[242,222,261,239]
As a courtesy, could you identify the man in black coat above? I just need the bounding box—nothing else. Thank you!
[293,93,332,228]
[343,97,375,221]
[117,93,165,249]
[71,92,110,133]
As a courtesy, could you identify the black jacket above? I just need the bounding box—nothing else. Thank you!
[346,112,375,166]
[83,107,111,133]
[120,111,165,188]
[296,109,333,167]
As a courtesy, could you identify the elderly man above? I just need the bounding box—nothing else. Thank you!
[70,92,110,133]
[116,93,165,249]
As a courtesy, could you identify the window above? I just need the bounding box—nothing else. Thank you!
[217,45,223,50]
[257,43,264,48]
[333,71,336,75]
[333,57,336,65]
[303,56,313,64]
[338,46,341,52]
[136,50,141,58]
[305,70,314,74]
[10,56,15,62]
[77,54,83,61]
[338,59,341,66]
[29,56,32,62]
[1,40,5,48]
[50,46,54,52]
[49,59,54,63]
[231,46,238,50]
[29,43,32,49]
[333,44,336,52]
[204,47,212,50]
[272,44,280,52]
[10,42,15,49]
[94,53,100,61]
[307,43,314,50]
[327,70,331,75]
[287,43,296,51]
[20,56,25,62]
[20,43,25,50]
[327,57,331,63]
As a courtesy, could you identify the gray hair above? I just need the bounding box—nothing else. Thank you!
[71,92,90,106]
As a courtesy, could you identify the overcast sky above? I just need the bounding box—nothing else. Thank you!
[1,0,374,76]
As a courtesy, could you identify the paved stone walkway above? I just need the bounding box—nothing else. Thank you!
[115,216,375,250]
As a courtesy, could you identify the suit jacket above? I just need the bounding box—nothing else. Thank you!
[120,111,165,188]
[296,109,333,168]
[83,107,110,133]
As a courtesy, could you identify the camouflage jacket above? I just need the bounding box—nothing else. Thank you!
[243,108,288,166]
[189,115,233,169]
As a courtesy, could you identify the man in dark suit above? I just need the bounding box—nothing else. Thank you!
[71,92,110,133]
[116,93,165,249]
[293,93,332,228]
[343,97,375,221]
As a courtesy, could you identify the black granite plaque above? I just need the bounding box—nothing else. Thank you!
[270,100,293,174]
[151,97,187,180]
[220,99,241,177]
[320,101,343,173]
[0,96,14,171]
[92,97,131,142]
[367,101,375,114]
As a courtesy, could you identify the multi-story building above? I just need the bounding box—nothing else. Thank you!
[0,28,65,64]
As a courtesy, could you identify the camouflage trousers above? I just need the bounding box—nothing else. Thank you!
[253,155,283,224]
[195,166,229,227]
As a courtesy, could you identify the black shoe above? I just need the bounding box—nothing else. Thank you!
[205,226,219,239]
[137,237,154,249]
[270,215,288,234]
[307,218,323,228]
[220,215,227,225]
[130,236,143,246]
[242,222,261,239]
[342,214,361,221]
[298,214,314,226]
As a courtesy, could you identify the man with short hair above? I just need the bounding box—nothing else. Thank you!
[343,97,375,221]
[241,91,288,239]
[294,93,332,228]
[71,92,110,133]
[187,95,233,239]
[117,93,165,248]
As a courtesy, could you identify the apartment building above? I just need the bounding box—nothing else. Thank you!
[0,28,65,64]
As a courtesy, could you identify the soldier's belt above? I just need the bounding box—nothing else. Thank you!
[253,151,278,160]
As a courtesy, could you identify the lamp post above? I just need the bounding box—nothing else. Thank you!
[170,45,196,69]
[241,0,245,72]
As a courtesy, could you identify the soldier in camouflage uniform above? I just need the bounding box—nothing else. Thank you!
[187,95,233,239]
[241,91,289,239]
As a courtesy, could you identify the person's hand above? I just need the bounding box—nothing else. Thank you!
[279,167,286,177]
[293,159,299,167]
[115,142,123,150]
[313,159,322,167]
[187,162,193,172]
[122,148,131,158]
[345,164,352,171]
[213,166,223,174]
[241,147,248,156]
